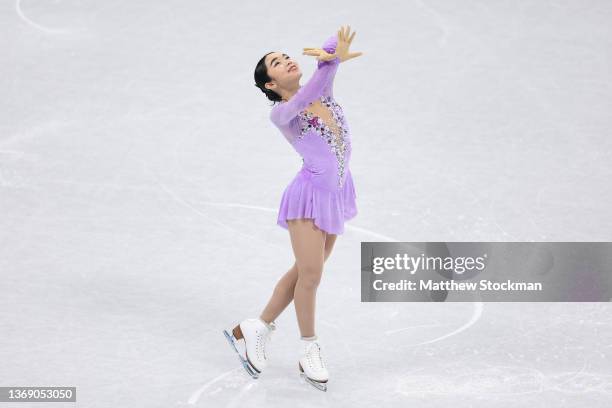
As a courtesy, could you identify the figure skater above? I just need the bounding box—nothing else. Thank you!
[224,25,362,392]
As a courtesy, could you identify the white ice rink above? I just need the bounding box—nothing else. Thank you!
[1,0,611,407]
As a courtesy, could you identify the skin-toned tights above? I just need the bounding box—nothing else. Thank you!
[259,219,337,338]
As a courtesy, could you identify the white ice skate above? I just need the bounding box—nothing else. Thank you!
[223,318,276,379]
[298,338,329,392]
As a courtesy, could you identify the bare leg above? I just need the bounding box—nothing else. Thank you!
[287,219,327,338]
[259,262,298,324]
[259,233,337,324]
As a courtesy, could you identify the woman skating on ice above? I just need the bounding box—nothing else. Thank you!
[224,25,362,392]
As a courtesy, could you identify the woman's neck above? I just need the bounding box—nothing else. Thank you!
[281,84,302,102]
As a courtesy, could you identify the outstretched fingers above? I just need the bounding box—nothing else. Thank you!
[302,47,335,61]
[338,25,354,42]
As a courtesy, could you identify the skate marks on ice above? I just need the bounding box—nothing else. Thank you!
[137,158,281,248]
[391,304,612,404]
[395,360,612,400]
[364,241,485,347]
[185,367,326,407]
[15,0,73,34]
[186,368,252,405]
[385,302,484,347]
[384,323,454,336]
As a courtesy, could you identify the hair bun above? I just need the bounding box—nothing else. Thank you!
[254,53,283,104]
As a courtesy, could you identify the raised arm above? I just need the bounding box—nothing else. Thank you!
[270,34,339,126]
[318,34,339,98]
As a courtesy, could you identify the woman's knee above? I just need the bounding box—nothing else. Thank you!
[275,265,298,291]
[298,275,322,291]
[297,264,323,290]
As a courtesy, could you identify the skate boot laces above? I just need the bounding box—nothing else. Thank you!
[256,322,275,361]
[306,341,325,370]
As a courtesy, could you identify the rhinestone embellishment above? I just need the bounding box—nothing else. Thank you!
[298,96,349,188]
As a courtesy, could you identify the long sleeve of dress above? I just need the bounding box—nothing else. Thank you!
[318,33,339,98]
[270,34,339,127]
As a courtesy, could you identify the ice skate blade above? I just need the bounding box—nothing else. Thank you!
[300,372,328,392]
[222,329,259,379]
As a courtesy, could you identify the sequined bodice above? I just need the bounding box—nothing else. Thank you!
[296,95,350,188]
[268,36,351,192]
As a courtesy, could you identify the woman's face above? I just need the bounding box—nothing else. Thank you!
[264,52,301,94]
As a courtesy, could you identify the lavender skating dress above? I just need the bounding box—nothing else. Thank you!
[270,34,357,235]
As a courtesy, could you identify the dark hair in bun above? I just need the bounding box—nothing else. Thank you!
[254,52,282,105]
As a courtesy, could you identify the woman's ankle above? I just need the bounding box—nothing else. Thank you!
[258,316,276,330]
[300,335,317,341]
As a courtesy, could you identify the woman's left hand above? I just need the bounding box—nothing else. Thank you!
[334,25,363,62]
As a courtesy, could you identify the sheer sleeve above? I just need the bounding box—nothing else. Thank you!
[318,34,339,98]
[270,34,339,126]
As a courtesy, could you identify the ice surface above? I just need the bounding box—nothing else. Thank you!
[1,0,611,407]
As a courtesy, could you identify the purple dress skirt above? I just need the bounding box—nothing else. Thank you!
[270,34,357,235]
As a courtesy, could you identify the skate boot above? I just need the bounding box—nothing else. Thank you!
[298,336,329,392]
[223,318,276,379]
